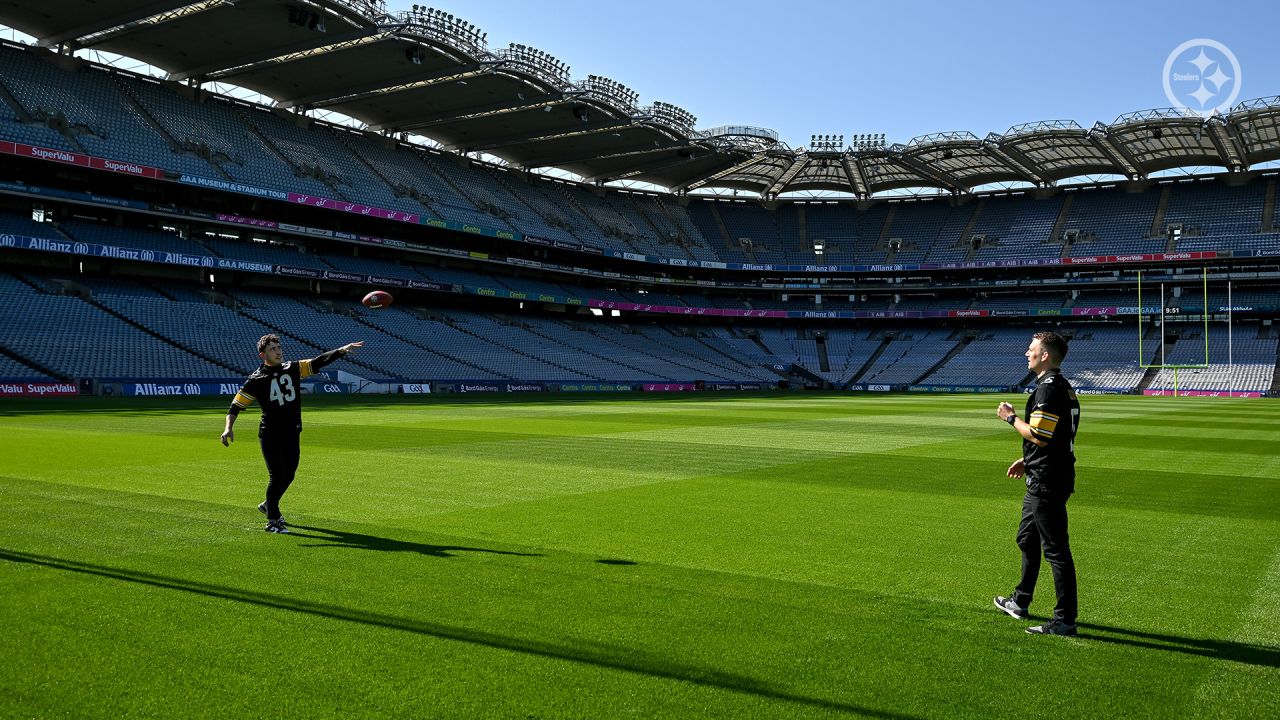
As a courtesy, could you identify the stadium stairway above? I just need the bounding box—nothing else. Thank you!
[1263,178,1277,233]
[1048,194,1075,251]
[584,326,730,381]
[636,326,762,380]
[1152,185,1172,243]
[797,205,808,256]
[657,203,694,252]
[110,76,236,183]
[233,107,352,203]
[443,315,593,380]
[1059,234,1077,259]
[626,196,692,261]
[553,186,622,249]
[706,203,736,253]
[631,197,696,262]
[959,199,986,262]
[0,77,37,125]
[913,332,972,385]
[692,332,772,376]
[0,344,67,381]
[614,195,663,244]
[51,120,88,154]
[652,197,703,253]
[349,308,505,380]
[517,321,651,380]
[1136,331,1178,391]
[480,165,572,236]
[18,219,78,247]
[333,132,430,214]
[85,295,244,376]
[847,333,895,384]
[747,333,774,357]
[7,269,52,293]
[1271,340,1280,396]
[786,363,829,387]
[876,206,897,261]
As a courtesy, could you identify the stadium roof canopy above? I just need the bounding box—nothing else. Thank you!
[4,1,1280,197]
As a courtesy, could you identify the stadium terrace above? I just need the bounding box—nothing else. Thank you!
[1,3,1278,718]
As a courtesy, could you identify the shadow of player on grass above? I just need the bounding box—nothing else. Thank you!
[1012,611,1280,667]
[287,525,542,559]
[1074,621,1280,667]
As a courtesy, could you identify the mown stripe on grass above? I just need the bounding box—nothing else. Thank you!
[1189,544,1280,717]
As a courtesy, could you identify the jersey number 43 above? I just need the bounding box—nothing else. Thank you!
[269,375,296,405]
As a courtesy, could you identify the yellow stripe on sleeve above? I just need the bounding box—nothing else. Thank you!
[1029,411,1058,437]
[299,359,314,379]
[233,391,256,408]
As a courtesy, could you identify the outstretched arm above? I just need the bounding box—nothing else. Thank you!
[310,341,364,373]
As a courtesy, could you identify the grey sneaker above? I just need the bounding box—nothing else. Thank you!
[258,502,285,524]
[264,518,289,534]
[1026,620,1077,636]
[994,596,1028,620]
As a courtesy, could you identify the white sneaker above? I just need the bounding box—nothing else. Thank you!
[1026,620,1077,636]
[993,595,1029,620]
[258,502,285,524]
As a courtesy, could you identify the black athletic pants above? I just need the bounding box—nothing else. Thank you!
[1013,489,1078,624]
[259,432,301,521]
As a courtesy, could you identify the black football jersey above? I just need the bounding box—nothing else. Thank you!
[1023,368,1081,494]
[231,359,317,435]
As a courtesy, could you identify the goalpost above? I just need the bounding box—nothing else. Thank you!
[1137,267,1235,396]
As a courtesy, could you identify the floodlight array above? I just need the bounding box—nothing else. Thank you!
[292,5,1280,193]
[501,43,571,87]
[809,134,844,152]
[650,102,697,136]
[851,133,886,151]
[584,75,639,114]
[805,134,886,152]
[403,6,487,55]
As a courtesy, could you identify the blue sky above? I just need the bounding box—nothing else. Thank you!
[402,0,1278,149]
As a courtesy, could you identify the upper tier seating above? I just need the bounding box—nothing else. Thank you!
[2,43,1277,267]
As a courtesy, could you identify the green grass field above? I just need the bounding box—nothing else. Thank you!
[2,393,1277,719]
